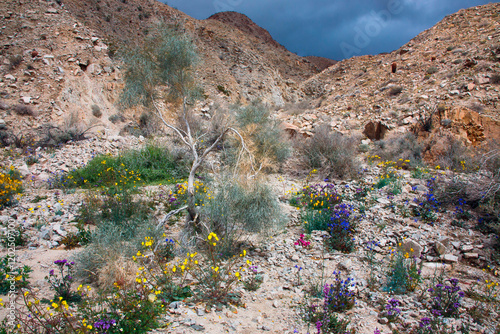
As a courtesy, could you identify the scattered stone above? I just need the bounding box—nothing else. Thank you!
[442,254,459,262]
[402,239,422,258]
[464,253,479,259]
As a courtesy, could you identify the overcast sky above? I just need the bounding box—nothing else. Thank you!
[161,0,494,60]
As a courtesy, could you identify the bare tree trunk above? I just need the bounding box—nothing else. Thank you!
[152,98,260,231]
[186,161,200,226]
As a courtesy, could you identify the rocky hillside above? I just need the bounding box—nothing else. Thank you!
[62,0,327,106]
[284,3,500,144]
[0,0,499,146]
[0,0,122,135]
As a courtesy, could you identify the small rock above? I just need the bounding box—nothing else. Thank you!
[449,90,460,95]
[442,254,459,262]
[21,96,31,104]
[435,241,449,256]
[464,253,479,259]
[191,324,205,332]
[402,239,422,258]
[46,8,58,14]
[378,317,389,324]
[376,198,390,205]
[39,227,52,240]
[477,77,490,85]
[461,245,474,252]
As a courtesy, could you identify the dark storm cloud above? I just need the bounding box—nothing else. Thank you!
[162,0,494,60]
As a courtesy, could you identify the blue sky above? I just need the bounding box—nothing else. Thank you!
[161,0,494,60]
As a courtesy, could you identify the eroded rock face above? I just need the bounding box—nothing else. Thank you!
[438,107,500,144]
[364,121,389,140]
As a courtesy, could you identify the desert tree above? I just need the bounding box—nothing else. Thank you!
[120,23,256,228]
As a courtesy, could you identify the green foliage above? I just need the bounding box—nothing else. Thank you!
[0,255,32,294]
[216,85,230,96]
[243,266,264,291]
[1,227,28,248]
[53,144,188,190]
[202,177,285,256]
[384,248,422,294]
[60,223,91,249]
[297,124,360,179]
[303,209,332,233]
[121,23,200,107]
[16,278,163,334]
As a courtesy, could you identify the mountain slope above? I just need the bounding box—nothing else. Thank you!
[61,0,329,106]
[282,3,500,142]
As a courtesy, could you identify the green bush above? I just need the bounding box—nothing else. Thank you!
[201,177,285,256]
[297,124,360,179]
[303,209,332,233]
[0,255,32,294]
[53,144,189,189]
[383,247,422,294]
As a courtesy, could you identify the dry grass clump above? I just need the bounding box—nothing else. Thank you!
[295,124,360,179]
[13,104,36,116]
[98,257,139,290]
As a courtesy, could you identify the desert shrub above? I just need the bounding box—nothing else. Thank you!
[8,54,23,70]
[216,85,230,96]
[229,101,291,172]
[37,113,94,147]
[13,104,35,116]
[490,73,500,85]
[389,86,403,96]
[414,107,437,133]
[374,133,424,169]
[200,177,285,256]
[436,137,479,172]
[426,66,438,75]
[91,104,102,118]
[74,217,157,284]
[0,166,22,208]
[138,112,163,137]
[435,141,499,209]
[297,124,360,179]
[108,113,125,124]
